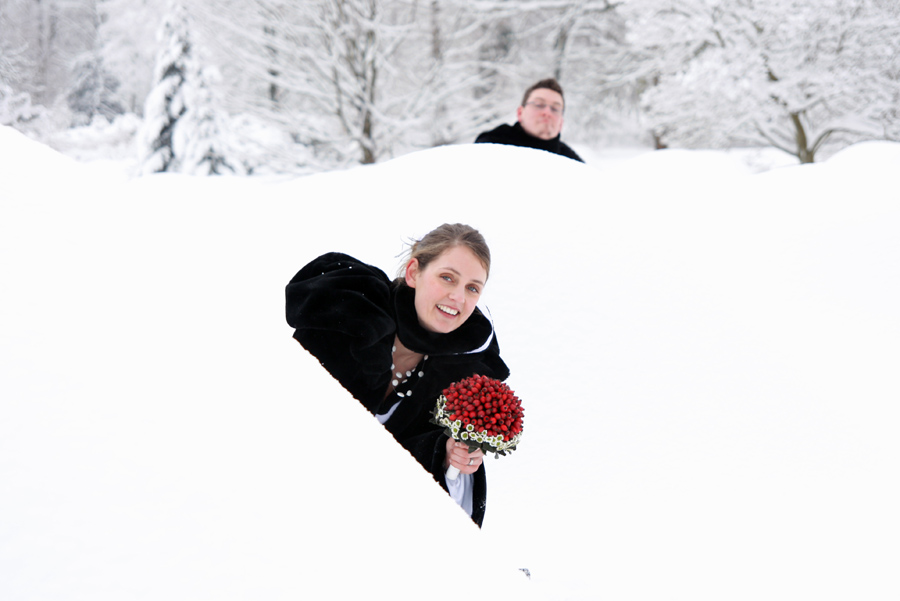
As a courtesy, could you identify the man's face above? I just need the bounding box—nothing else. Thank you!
[516,88,565,140]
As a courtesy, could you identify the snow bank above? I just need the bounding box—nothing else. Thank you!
[2,125,898,600]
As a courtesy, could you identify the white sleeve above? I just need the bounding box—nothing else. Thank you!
[445,472,474,516]
[375,399,402,424]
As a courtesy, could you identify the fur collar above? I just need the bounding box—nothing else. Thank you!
[392,283,494,357]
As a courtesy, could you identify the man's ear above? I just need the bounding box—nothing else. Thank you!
[516,105,524,122]
[404,258,419,288]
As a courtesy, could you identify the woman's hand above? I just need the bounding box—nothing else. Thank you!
[444,438,484,475]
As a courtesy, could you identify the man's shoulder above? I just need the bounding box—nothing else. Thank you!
[474,122,584,163]
[474,123,516,144]
[558,142,584,163]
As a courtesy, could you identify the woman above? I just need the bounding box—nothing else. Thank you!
[285,224,510,526]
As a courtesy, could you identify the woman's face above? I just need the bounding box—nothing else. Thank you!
[405,245,487,334]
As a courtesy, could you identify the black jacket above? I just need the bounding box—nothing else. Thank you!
[285,252,510,526]
[475,122,584,162]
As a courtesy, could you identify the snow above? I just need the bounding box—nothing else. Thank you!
[2,125,899,600]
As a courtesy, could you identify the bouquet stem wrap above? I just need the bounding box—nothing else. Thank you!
[430,374,524,481]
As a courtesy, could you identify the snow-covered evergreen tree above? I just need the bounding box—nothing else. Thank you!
[175,65,241,175]
[140,1,238,175]
[140,1,190,174]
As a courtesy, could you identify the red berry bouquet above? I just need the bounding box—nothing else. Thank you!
[430,374,524,481]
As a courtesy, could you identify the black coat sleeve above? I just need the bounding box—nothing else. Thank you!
[285,252,396,413]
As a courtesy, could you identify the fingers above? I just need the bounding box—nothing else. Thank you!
[447,441,483,475]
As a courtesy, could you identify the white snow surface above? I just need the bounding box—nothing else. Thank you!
[2,126,899,600]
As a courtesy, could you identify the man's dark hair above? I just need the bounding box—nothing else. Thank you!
[521,78,565,108]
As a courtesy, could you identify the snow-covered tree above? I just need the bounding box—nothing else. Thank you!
[1,6,28,86]
[140,1,239,175]
[0,0,99,109]
[1,2,49,132]
[66,53,125,124]
[140,1,190,174]
[627,0,900,162]
[0,81,45,127]
[175,65,242,175]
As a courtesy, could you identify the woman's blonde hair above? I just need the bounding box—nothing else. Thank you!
[398,223,491,281]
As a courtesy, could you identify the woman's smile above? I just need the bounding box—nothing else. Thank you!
[437,304,460,316]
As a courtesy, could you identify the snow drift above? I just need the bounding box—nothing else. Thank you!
[2,126,899,600]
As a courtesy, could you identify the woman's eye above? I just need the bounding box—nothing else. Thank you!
[467,286,480,294]
[442,275,453,282]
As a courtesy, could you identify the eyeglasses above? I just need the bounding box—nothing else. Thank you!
[524,101,563,115]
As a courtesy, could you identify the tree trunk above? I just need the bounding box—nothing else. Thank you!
[553,22,570,81]
[264,25,280,105]
[791,111,815,163]
[360,23,377,164]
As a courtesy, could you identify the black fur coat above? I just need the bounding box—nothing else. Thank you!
[285,252,510,526]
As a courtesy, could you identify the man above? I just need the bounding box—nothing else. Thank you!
[475,78,583,163]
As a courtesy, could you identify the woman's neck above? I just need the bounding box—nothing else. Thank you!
[392,334,423,374]
[384,335,424,400]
